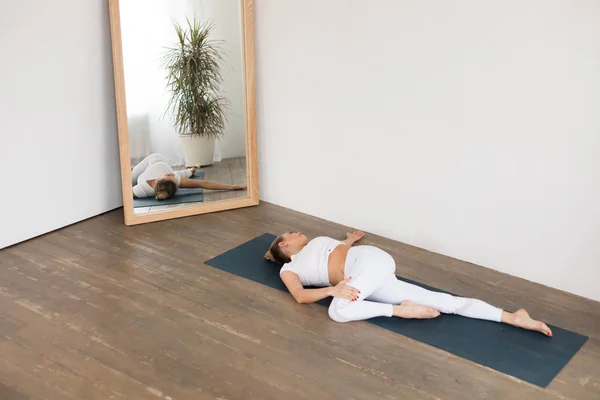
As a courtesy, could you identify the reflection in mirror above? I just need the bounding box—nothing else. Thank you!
[119,0,248,216]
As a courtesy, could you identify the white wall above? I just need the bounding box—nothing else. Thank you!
[0,0,122,249]
[255,0,600,301]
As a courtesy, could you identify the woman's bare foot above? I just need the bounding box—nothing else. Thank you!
[393,301,441,319]
[232,184,247,190]
[505,309,553,337]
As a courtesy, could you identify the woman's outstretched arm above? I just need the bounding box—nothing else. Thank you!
[179,177,246,191]
[281,271,358,304]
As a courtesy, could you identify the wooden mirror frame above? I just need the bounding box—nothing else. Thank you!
[107,0,258,226]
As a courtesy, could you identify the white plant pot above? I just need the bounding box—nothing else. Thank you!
[179,135,216,167]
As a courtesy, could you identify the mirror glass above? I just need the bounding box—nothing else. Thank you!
[118,0,251,218]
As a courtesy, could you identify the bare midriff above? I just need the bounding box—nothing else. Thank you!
[327,244,350,286]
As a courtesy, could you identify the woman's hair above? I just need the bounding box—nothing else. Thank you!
[155,179,177,200]
[264,235,291,265]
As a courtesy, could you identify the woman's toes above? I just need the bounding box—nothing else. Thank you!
[540,323,553,337]
[513,309,553,337]
[426,308,440,318]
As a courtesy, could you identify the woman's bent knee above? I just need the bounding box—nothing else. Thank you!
[328,300,351,323]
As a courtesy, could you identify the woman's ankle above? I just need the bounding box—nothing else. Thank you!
[500,310,516,325]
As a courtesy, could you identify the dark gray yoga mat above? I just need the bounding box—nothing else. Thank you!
[205,233,589,387]
[133,172,204,208]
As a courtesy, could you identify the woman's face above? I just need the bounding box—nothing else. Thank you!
[279,232,308,250]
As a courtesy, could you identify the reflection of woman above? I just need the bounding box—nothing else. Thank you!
[265,230,552,337]
[131,153,246,200]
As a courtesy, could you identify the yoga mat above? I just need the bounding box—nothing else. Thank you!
[133,172,205,208]
[205,233,589,387]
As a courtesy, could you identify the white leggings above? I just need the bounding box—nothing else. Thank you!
[328,246,503,323]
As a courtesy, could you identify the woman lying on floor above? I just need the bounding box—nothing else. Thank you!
[131,153,246,200]
[265,230,552,337]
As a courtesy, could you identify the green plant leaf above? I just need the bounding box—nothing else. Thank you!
[160,14,230,139]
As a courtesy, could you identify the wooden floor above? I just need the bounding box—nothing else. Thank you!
[0,203,599,400]
[198,157,247,202]
[134,157,247,216]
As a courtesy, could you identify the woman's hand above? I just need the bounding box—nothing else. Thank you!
[346,230,365,245]
[329,277,360,301]
[188,167,197,175]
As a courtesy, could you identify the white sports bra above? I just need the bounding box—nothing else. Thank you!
[279,236,344,287]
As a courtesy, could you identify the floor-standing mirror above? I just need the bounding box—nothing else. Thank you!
[108,0,257,225]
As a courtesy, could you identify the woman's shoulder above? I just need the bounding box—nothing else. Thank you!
[133,180,155,197]
[310,236,335,242]
[309,236,341,246]
[279,261,296,275]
